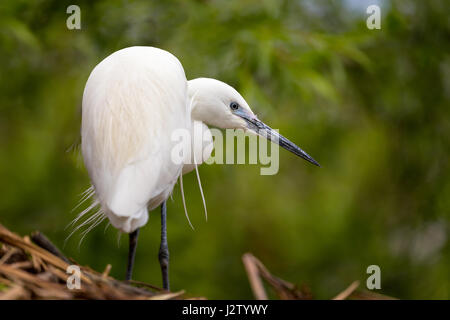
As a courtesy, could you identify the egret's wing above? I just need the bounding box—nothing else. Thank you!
[81,47,189,232]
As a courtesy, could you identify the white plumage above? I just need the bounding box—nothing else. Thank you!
[82,46,189,233]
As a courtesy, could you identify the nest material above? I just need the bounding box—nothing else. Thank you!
[0,223,191,300]
[0,223,395,300]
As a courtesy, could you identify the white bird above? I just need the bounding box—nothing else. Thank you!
[79,46,319,290]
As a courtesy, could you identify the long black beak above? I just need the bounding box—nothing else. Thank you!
[237,111,320,167]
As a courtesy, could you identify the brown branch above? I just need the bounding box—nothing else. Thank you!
[242,253,268,300]
[30,231,71,264]
[332,281,360,300]
[242,253,310,300]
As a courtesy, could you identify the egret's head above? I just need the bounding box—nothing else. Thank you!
[188,77,320,166]
[188,78,252,129]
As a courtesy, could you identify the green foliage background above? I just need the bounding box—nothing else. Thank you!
[0,0,448,299]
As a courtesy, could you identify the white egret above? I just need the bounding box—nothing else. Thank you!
[80,46,319,290]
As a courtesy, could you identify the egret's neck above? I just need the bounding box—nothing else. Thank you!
[187,79,205,123]
[187,78,223,128]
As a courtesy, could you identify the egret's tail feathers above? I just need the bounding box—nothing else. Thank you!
[105,206,148,234]
[179,174,194,230]
[104,221,111,233]
[78,211,107,248]
[65,186,106,248]
[193,154,208,221]
[71,185,95,214]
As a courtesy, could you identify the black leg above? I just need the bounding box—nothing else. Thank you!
[159,200,170,290]
[126,228,139,281]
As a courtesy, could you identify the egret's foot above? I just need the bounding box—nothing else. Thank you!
[126,228,139,281]
[158,240,170,290]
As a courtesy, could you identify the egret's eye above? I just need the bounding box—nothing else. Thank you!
[230,102,239,110]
